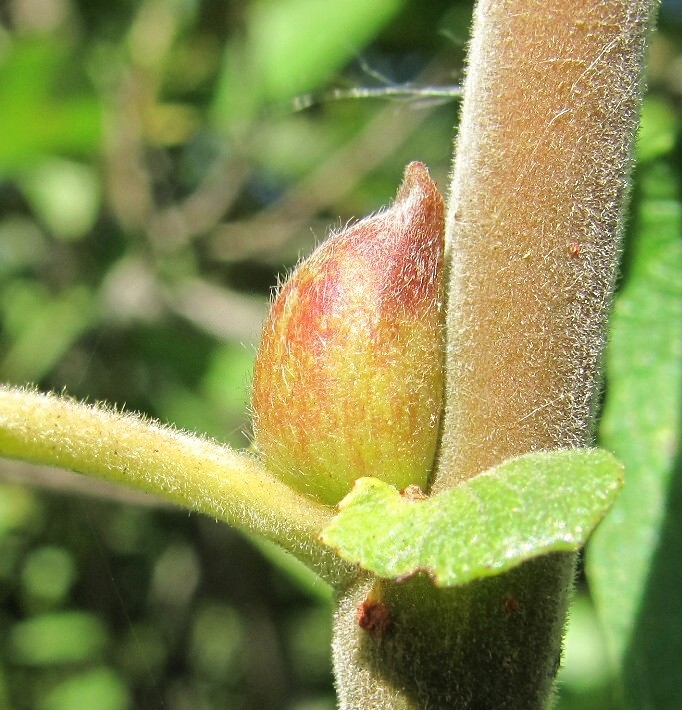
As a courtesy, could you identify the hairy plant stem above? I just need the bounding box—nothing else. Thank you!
[332,0,657,707]
[0,386,354,588]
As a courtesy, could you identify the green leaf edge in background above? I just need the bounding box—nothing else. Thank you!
[322,448,623,588]
[585,157,682,705]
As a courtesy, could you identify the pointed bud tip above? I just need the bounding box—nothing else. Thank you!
[396,161,439,202]
[251,163,445,505]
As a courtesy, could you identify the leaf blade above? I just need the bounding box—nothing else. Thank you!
[586,183,682,705]
[322,449,623,587]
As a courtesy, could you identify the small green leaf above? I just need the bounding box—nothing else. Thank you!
[322,449,622,587]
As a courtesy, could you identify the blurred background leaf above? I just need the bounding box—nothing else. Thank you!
[0,1,465,707]
[0,0,680,707]
[585,81,682,708]
[0,37,101,172]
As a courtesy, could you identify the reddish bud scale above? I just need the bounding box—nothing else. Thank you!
[251,162,445,505]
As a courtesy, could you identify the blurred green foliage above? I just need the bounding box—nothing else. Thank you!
[0,0,680,708]
[0,0,465,707]
[586,91,682,707]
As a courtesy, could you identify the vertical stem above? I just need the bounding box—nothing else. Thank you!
[436,0,656,489]
[333,1,656,707]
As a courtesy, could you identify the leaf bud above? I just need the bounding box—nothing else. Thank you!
[251,162,445,505]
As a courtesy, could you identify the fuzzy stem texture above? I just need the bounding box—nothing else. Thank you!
[437,0,657,487]
[0,386,354,587]
[333,0,657,708]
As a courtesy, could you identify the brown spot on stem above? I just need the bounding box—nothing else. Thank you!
[502,595,520,615]
[357,598,393,638]
[568,241,582,258]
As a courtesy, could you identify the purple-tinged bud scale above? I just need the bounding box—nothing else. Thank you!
[251,162,445,505]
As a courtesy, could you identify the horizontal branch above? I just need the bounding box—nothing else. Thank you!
[0,385,355,588]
